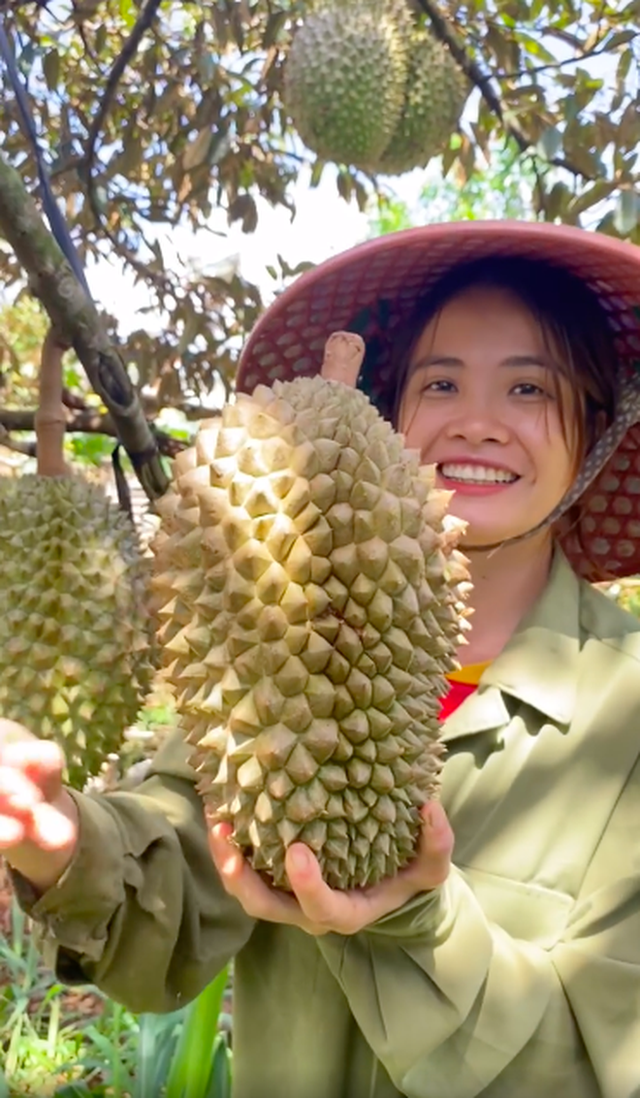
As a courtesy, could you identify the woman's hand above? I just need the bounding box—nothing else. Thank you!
[208,800,453,936]
[0,719,79,893]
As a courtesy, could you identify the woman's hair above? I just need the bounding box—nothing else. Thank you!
[389,254,620,471]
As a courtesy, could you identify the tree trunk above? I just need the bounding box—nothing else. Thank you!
[0,151,169,500]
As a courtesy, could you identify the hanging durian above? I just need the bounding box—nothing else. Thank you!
[282,0,469,176]
[283,0,412,171]
[152,333,470,891]
[377,22,470,175]
[0,329,157,789]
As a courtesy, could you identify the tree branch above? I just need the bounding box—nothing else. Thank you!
[0,149,170,499]
[503,38,615,79]
[82,0,163,190]
[415,0,598,180]
[0,424,35,457]
[79,0,175,300]
[0,406,188,458]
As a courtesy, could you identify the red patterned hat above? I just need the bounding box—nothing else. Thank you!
[237,221,640,582]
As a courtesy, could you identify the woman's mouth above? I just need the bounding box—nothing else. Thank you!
[437,463,521,495]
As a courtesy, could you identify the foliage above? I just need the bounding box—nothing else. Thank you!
[0,294,191,468]
[0,296,49,410]
[603,579,640,618]
[368,136,536,235]
[0,0,638,413]
[0,893,232,1098]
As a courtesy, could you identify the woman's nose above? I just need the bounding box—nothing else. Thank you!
[445,402,511,446]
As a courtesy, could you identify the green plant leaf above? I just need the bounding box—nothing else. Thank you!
[205,1037,232,1098]
[614,190,639,235]
[166,968,229,1098]
[133,1011,184,1098]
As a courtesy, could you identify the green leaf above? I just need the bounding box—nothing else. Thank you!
[537,126,562,161]
[119,0,138,29]
[69,433,115,466]
[606,29,637,49]
[567,179,617,219]
[613,190,639,236]
[336,171,353,203]
[133,1012,184,1098]
[183,128,214,171]
[310,159,325,188]
[42,49,60,92]
[205,1037,232,1098]
[166,968,229,1098]
[95,23,108,54]
[262,10,288,48]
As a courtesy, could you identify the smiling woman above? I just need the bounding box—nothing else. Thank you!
[391,255,619,477]
[392,259,616,562]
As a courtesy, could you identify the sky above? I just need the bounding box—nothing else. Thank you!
[85,162,425,338]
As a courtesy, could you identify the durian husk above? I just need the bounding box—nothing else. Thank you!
[283,0,412,170]
[152,376,470,891]
[284,0,469,177]
[377,25,470,175]
[0,474,157,789]
[0,329,159,790]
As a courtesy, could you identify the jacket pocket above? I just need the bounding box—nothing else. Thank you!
[458,864,574,949]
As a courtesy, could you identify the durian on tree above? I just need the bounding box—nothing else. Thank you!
[0,326,157,789]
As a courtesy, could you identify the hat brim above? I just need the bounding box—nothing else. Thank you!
[237,220,640,582]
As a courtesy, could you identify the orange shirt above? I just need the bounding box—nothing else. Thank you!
[439,661,491,721]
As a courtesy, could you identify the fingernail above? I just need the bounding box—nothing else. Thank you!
[288,845,310,872]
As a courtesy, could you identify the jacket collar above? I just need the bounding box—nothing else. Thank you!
[442,548,582,743]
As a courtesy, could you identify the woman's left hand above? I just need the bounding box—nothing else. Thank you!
[208,800,454,936]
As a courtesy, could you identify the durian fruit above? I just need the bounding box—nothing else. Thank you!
[152,333,470,891]
[283,0,412,171]
[377,25,470,175]
[283,0,469,176]
[0,331,157,789]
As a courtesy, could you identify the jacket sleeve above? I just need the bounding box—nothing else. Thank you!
[315,761,640,1098]
[10,730,256,1015]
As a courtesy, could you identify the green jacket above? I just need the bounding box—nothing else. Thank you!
[14,550,640,1098]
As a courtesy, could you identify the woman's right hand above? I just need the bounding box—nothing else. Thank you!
[0,719,79,893]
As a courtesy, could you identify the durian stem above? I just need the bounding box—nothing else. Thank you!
[321,332,365,388]
[35,328,71,477]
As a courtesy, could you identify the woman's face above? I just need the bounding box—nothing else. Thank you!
[398,284,581,548]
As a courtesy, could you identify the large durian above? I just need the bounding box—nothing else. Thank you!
[283,0,469,176]
[283,0,412,170]
[378,23,470,175]
[0,331,156,789]
[152,334,470,891]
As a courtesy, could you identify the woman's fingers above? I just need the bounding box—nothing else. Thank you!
[0,729,70,852]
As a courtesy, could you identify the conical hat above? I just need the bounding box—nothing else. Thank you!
[238,221,640,581]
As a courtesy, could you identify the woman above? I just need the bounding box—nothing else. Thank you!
[2,220,640,1098]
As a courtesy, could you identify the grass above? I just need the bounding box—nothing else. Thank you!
[0,895,233,1098]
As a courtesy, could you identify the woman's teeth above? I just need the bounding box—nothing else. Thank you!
[440,463,518,484]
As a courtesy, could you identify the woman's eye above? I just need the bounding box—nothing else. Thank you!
[420,379,457,394]
[512,382,550,398]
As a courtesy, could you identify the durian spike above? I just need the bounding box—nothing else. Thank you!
[320,331,365,388]
[35,328,72,478]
